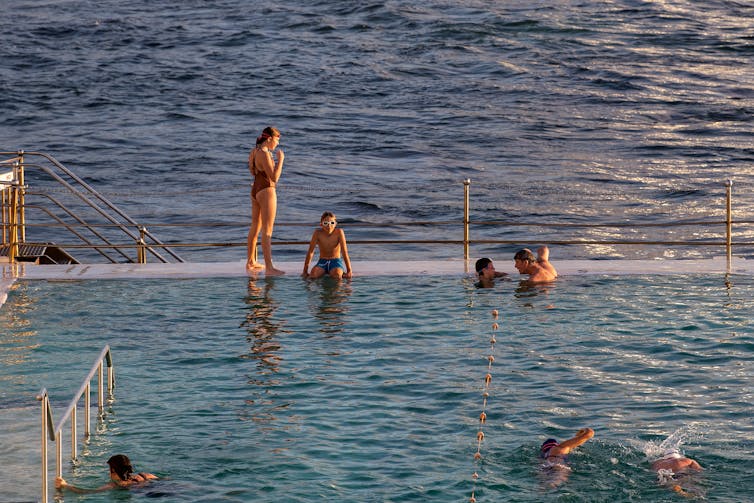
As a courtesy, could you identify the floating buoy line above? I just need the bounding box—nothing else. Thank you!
[469,309,498,503]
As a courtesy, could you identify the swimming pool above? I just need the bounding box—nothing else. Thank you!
[1,274,752,502]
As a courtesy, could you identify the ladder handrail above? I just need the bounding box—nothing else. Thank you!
[24,200,124,263]
[0,151,184,263]
[21,161,176,263]
[35,345,115,503]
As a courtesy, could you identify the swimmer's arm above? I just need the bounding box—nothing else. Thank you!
[536,246,557,277]
[135,472,159,481]
[255,147,283,182]
[302,231,319,276]
[270,147,284,182]
[247,150,255,175]
[536,246,550,262]
[687,459,702,470]
[339,229,352,278]
[55,476,115,493]
[552,428,594,455]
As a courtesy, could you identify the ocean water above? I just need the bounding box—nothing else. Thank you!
[0,275,752,501]
[1,0,753,263]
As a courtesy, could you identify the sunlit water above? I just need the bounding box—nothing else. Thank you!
[1,1,753,262]
[1,274,752,502]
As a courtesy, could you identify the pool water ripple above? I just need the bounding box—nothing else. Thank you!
[1,274,753,501]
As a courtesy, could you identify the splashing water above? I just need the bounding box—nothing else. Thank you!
[642,425,699,462]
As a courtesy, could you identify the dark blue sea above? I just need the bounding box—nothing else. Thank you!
[1,0,753,264]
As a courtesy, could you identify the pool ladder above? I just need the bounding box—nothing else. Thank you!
[1,151,183,264]
[35,345,115,503]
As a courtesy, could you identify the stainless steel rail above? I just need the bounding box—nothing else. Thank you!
[35,345,114,503]
[0,151,183,263]
[2,152,750,267]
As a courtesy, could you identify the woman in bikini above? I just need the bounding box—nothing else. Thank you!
[247,126,285,275]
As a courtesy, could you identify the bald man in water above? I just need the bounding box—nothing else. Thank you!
[651,450,702,473]
[651,449,703,497]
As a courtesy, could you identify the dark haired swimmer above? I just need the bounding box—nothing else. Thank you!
[474,257,507,288]
[514,246,557,283]
[55,454,157,493]
[539,428,594,488]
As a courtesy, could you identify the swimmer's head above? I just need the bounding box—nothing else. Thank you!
[475,258,492,276]
[540,438,558,457]
[256,126,281,146]
[107,454,134,480]
[655,449,682,462]
[514,248,536,263]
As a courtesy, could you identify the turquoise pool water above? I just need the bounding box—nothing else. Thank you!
[1,275,752,502]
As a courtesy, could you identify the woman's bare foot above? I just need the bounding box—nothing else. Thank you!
[246,261,264,271]
[265,267,285,276]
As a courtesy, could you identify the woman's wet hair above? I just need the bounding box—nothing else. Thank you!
[256,126,281,146]
[107,454,134,480]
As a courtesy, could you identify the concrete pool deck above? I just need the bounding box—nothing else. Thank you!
[1,256,752,280]
[0,256,751,307]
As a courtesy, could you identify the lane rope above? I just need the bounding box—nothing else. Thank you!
[469,309,498,503]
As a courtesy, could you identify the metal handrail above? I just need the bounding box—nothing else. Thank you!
[2,152,748,265]
[23,202,123,263]
[20,161,177,263]
[35,345,115,503]
[0,151,184,263]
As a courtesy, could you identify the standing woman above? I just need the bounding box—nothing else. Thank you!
[247,126,285,275]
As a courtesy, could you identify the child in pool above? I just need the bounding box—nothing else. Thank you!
[303,211,352,280]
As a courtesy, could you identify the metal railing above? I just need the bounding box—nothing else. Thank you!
[2,152,752,268]
[35,345,115,503]
[1,151,183,264]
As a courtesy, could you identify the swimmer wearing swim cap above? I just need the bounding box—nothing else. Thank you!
[538,428,594,488]
[540,428,594,463]
[651,448,702,473]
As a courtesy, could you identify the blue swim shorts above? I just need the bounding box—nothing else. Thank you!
[315,257,345,273]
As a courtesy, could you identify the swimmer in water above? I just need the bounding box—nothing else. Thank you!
[651,448,702,497]
[514,246,558,283]
[539,427,594,488]
[55,454,157,493]
[474,257,507,288]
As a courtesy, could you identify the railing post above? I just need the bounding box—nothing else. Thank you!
[726,180,732,271]
[17,151,26,242]
[137,226,147,264]
[463,178,470,261]
[39,393,49,503]
[98,361,104,416]
[8,181,19,263]
[1,183,7,246]
[56,431,62,479]
[108,364,115,399]
[85,382,91,436]
[71,406,77,460]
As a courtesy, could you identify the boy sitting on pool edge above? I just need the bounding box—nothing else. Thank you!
[303,211,352,280]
